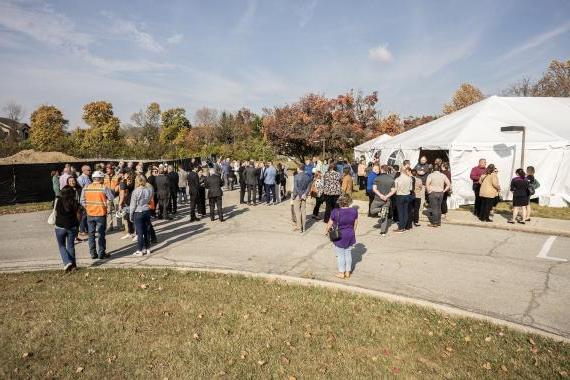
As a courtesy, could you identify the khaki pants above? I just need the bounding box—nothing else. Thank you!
[293,198,307,231]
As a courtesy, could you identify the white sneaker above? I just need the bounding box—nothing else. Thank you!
[120,234,132,240]
[145,248,151,255]
[132,251,143,257]
[132,235,138,242]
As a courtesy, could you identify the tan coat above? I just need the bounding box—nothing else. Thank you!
[341,175,353,194]
[479,172,500,198]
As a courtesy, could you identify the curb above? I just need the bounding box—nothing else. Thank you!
[5,264,568,343]
[351,200,570,237]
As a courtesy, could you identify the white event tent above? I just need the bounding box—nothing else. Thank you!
[353,134,392,162]
[363,96,570,207]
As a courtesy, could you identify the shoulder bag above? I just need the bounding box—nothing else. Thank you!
[47,199,58,225]
[328,209,342,242]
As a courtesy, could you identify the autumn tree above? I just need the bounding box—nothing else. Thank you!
[443,83,484,114]
[194,107,218,128]
[81,101,122,157]
[533,59,570,97]
[377,113,403,136]
[131,102,161,144]
[160,107,191,144]
[29,105,67,151]
[403,115,437,131]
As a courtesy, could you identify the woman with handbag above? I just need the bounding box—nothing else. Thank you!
[478,164,500,222]
[325,194,358,279]
[509,168,530,224]
[53,186,81,271]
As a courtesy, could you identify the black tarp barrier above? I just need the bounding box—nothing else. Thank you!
[0,157,195,205]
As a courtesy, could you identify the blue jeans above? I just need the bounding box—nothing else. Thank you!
[264,184,275,204]
[55,226,77,266]
[334,245,353,273]
[133,211,151,251]
[87,216,107,258]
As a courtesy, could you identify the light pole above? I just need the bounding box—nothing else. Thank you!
[313,139,326,158]
[500,126,526,168]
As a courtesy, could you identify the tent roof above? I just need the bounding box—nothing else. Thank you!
[375,96,570,151]
[354,134,392,152]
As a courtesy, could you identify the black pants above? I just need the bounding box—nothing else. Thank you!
[323,194,339,223]
[479,197,494,221]
[247,184,256,204]
[257,183,263,201]
[169,189,177,213]
[208,196,223,221]
[473,183,481,216]
[189,193,198,220]
[157,194,170,219]
[406,197,415,229]
[358,176,367,190]
[367,192,375,216]
[395,195,412,230]
[442,192,449,215]
[413,197,421,224]
[312,196,324,216]
[197,188,206,215]
[239,182,246,203]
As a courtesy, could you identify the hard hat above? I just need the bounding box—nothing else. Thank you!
[92,170,105,179]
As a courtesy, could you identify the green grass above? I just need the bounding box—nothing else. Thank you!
[459,201,570,220]
[0,201,52,215]
[1,269,568,379]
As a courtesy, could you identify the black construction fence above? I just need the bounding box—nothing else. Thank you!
[0,157,197,206]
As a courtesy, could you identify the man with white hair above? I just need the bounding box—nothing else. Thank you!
[80,170,115,259]
[205,167,224,222]
[59,164,71,190]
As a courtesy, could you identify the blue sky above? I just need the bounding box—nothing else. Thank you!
[0,0,569,128]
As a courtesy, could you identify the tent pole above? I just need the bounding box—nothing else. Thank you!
[521,128,526,169]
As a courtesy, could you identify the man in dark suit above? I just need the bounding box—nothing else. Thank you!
[205,168,224,222]
[238,161,247,204]
[166,165,179,214]
[187,166,201,222]
[155,166,171,219]
[244,161,258,206]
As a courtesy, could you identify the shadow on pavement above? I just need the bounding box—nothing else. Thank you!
[351,243,367,272]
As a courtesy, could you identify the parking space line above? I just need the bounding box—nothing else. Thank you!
[537,236,567,262]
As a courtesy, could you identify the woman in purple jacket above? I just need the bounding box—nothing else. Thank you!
[325,194,359,279]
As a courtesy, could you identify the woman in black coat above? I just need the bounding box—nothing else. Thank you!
[509,168,530,224]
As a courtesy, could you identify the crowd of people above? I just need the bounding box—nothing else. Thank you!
[49,154,539,278]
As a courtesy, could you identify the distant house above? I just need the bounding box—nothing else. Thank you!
[0,118,30,142]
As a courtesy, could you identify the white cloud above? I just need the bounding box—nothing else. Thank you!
[103,12,164,53]
[368,44,394,63]
[298,0,318,28]
[498,21,570,62]
[166,33,183,45]
[0,2,172,73]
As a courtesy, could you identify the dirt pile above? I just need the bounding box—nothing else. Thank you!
[0,150,78,165]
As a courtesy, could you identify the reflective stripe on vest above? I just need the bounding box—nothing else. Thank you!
[84,183,107,216]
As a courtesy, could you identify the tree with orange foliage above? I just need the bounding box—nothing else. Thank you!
[443,83,484,114]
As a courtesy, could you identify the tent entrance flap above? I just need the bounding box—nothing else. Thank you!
[419,149,449,164]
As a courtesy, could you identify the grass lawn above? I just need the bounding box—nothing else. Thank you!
[0,201,52,216]
[1,269,568,379]
[459,201,570,220]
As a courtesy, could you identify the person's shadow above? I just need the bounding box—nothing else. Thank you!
[351,243,367,273]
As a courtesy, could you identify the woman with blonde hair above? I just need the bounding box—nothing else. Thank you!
[478,164,500,222]
[129,175,153,256]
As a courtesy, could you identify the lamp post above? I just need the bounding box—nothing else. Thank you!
[313,139,326,158]
[500,126,526,168]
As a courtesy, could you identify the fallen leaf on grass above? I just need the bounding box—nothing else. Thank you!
[139,284,147,289]
[501,365,508,372]
[428,331,433,336]
[257,360,267,366]
[391,367,401,374]
[240,351,247,359]
[528,337,536,346]
[106,355,116,364]
[87,349,95,354]
[482,362,492,370]
[559,370,568,377]
[193,333,200,341]
[464,336,471,342]
[383,349,390,357]
[76,367,84,373]
[281,356,290,364]
[22,352,32,358]
[288,376,297,380]
[198,314,204,319]
[530,346,538,354]
[445,347,453,352]
[485,336,492,342]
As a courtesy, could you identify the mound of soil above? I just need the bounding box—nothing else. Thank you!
[0,150,78,165]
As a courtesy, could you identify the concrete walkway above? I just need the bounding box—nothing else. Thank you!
[1,191,569,340]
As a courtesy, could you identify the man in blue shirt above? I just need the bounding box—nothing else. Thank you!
[292,165,311,233]
[366,164,380,217]
[263,162,277,205]
[304,159,314,180]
